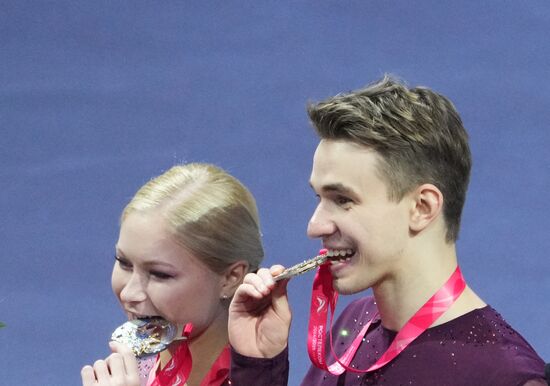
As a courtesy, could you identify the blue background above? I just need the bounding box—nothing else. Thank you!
[1,2,549,385]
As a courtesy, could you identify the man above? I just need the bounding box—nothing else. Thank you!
[228,76,547,385]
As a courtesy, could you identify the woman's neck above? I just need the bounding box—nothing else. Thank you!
[187,314,229,386]
[160,309,229,386]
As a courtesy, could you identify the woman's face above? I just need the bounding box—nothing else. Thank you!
[112,211,227,336]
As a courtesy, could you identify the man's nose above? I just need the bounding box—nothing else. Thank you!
[307,204,336,239]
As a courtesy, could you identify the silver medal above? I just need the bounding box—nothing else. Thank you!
[273,251,328,282]
[111,317,180,358]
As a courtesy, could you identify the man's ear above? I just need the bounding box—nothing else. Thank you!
[220,260,249,299]
[409,183,444,233]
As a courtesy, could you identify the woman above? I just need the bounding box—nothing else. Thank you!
[81,163,264,386]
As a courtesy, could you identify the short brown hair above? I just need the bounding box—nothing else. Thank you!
[307,75,471,242]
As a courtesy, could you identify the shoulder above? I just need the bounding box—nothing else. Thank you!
[481,307,546,383]
[423,305,546,384]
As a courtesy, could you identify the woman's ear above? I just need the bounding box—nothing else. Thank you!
[220,260,249,299]
[409,183,444,234]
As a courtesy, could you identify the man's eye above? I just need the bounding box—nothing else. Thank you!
[336,195,352,205]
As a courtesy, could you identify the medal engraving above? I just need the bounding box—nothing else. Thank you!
[111,317,180,358]
[273,251,328,282]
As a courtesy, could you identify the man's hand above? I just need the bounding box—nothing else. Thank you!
[228,265,292,358]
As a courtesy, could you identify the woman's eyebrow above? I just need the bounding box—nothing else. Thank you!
[140,259,178,269]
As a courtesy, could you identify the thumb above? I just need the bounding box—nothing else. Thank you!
[109,340,120,353]
[271,279,291,320]
[109,341,133,355]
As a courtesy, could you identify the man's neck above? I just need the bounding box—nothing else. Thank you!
[372,243,485,331]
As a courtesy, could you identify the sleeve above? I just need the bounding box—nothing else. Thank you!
[229,346,289,386]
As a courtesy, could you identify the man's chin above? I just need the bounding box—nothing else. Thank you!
[333,279,357,295]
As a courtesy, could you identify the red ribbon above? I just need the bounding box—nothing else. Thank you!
[307,264,466,375]
[147,323,194,386]
[199,346,230,386]
[146,323,230,386]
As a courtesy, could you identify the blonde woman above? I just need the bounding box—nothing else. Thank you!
[81,163,263,386]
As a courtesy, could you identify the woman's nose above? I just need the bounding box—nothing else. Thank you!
[119,272,147,303]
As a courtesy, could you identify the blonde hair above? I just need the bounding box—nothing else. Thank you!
[121,163,264,273]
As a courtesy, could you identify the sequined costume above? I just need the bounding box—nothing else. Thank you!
[230,296,546,385]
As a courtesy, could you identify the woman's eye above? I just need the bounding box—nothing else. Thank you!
[115,256,132,270]
[150,271,173,280]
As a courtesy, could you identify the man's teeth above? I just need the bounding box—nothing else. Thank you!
[326,249,354,262]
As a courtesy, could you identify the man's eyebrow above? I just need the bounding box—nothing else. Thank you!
[322,183,356,195]
[310,182,357,196]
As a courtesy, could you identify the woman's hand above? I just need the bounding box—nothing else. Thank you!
[81,341,141,386]
[228,265,292,359]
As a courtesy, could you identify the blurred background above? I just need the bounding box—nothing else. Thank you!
[1,1,549,384]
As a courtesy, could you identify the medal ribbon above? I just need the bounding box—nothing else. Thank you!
[147,323,230,386]
[198,345,231,386]
[147,324,193,386]
[307,264,466,375]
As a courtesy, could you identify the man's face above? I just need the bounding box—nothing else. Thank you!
[307,139,412,294]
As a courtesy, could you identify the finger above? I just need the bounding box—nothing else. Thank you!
[271,277,291,316]
[243,271,272,295]
[93,359,110,380]
[109,341,140,378]
[257,268,278,288]
[81,365,97,385]
[269,264,286,276]
[272,275,289,295]
[105,352,125,378]
[234,282,269,301]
